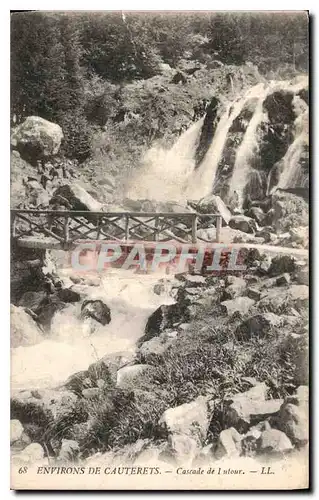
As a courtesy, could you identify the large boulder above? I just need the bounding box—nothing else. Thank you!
[159,396,213,446]
[271,191,308,231]
[236,313,282,340]
[81,299,111,326]
[116,364,156,389]
[229,215,258,234]
[220,296,255,317]
[10,420,24,445]
[50,183,104,212]
[141,304,181,344]
[276,388,308,446]
[257,285,308,315]
[11,116,63,163]
[256,429,293,454]
[214,427,242,459]
[11,389,77,428]
[11,305,43,348]
[196,195,231,225]
[225,384,283,432]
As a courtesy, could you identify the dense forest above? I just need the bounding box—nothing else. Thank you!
[11,11,308,162]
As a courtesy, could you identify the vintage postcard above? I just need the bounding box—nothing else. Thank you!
[10,10,309,490]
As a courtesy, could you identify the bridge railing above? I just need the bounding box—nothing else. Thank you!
[11,209,223,246]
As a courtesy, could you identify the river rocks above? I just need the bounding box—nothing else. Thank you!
[11,389,78,427]
[214,427,242,459]
[116,364,155,389]
[196,194,231,225]
[141,304,181,344]
[236,312,282,340]
[50,183,104,212]
[256,429,293,454]
[11,419,24,444]
[246,287,261,301]
[221,296,255,317]
[159,395,213,446]
[57,288,81,303]
[82,388,100,399]
[64,370,95,395]
[58,439,80,462]
[11,305,43,348]
[81,299,111,326]
[276,273,291,286]
[35,295,67,330]
[222,276,246,300]
[139,336,173,358]
[276,390,308,446]
[176,274,207,287]
[11,116,63,163]
[167,434,199,465]
[246,206,266,225]
[268,255,296,276]
[13,443,45,463]
[229,215,257,234]
[257,285,308,315]
[271,191,308,232]
[224,383,284,432]
[289,226,308,247]
[18,290,47,311]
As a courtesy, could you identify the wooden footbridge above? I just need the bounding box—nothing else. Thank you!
[11,209,223,250]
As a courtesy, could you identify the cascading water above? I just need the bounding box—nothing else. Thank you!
[272,96,309,191]
[11,268,175,391]
[126,119,204,203]
[189,83,267,201]
[126,75,308,205]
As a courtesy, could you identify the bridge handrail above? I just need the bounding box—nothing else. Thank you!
[10,209,222,218]
[11,209,223,244]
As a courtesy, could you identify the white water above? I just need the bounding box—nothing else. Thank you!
[189,83,269,201]
[127,75,308,205]
[126,119,203,203]
[11,269,175,390]
[275,96,309,190]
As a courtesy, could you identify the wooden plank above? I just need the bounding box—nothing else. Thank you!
[191,214,198,244]
[216,216,222,243]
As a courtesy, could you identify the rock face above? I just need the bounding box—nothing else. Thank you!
[11,305,43,348]
[81,299,111,326]
[11,116,63,163]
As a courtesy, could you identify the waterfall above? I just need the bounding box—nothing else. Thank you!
[124,76,308,205]
[228,91,267,207]
[273,97,309,191]
[126,119,203,203]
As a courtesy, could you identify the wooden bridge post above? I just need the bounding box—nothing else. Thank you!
[154,215,160,241]
[216,215,222,243]
[125,214,129,241]
[191,214,198,244]
[64,215,70,245]
[11,212,17,238]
